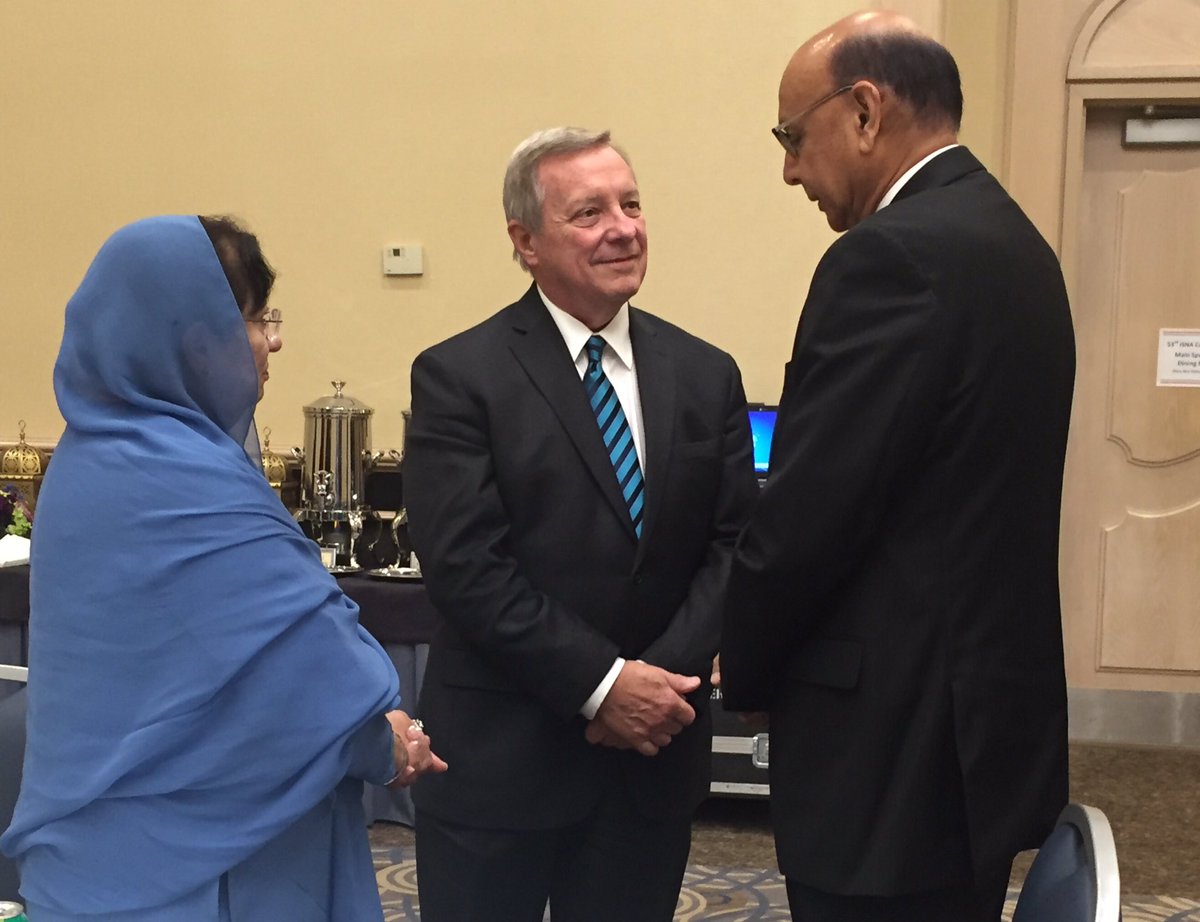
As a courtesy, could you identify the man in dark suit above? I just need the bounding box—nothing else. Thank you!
[720,12,1076,922]
[404,127,757,922]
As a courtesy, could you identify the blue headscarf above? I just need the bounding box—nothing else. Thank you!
[1,216,399,914]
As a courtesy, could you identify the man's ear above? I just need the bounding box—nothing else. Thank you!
[851,81,883,151]
[508,220,538,268]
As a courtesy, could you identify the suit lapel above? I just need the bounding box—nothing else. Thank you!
[629,308,674,556]
[506,285,638,540]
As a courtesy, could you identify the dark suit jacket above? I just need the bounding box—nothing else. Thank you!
[405,284,757,830]
[721,147,1076,894]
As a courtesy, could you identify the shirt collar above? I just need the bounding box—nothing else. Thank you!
[876,143,959,212]
[537,285,634,369]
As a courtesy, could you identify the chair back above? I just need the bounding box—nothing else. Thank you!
[1013,802,1121,922]
[0,665,28,902]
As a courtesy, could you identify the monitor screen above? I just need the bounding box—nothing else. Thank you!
[748,405,778,475]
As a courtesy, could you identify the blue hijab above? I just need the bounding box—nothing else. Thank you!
[1,216,399,915]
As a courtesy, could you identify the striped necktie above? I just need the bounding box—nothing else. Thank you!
[583,335,644,537]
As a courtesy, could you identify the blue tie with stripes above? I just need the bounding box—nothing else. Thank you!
[584,335,644,537]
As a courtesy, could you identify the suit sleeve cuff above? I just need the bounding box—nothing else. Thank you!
[579,657,625,720]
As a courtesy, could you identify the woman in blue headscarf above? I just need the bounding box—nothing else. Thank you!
[0,215,445,920]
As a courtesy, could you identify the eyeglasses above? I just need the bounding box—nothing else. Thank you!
[771,85,854,157]
[250,308,283,338]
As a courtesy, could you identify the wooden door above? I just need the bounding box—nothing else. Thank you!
[1061,103,1200,692]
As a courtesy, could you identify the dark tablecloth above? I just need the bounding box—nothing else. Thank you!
[0,565,439,645]
[0,566,30,625]
[333,571,440,645]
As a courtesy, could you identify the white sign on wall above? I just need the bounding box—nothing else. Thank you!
[1157,329,1200,387]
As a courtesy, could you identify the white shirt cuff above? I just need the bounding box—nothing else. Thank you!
[580,657,625,720]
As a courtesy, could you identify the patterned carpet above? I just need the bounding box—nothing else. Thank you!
[372,846,1200,921]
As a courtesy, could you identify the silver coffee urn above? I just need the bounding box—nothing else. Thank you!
[294,380,373,570]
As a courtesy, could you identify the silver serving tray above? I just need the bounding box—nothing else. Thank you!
[366,567,423,582]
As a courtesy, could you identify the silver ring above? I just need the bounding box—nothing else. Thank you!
[409,719,425,732]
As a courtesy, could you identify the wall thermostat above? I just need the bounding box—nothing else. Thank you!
[383,245,423,276]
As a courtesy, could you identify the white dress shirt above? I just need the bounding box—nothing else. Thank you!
[539,288,647,473]
[538,286,645,719]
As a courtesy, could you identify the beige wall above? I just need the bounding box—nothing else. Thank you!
[945,0,1013,177]
[0,1,1011,452]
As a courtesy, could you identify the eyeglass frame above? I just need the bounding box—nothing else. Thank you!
[771,84,855,157]
[249,307,283,338]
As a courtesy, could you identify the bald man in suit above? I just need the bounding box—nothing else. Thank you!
[721,13,1075,922]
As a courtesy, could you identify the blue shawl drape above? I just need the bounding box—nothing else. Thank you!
[0,216,400,918]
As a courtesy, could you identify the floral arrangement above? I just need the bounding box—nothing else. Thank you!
[0,485,32,538]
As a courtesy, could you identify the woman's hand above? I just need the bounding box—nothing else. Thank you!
[385,709,449,789]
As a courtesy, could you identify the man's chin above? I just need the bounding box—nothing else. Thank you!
[821,209,849,233]
[607,277,645,303]
[605,261,646,289]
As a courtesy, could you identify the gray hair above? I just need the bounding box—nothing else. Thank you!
[502,127,633,271]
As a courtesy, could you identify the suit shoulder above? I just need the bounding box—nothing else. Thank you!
[864,169,1044,247]
[815,219,917,287]
[414,300,528,365]
[856,172,1060,277]
[630,307,739,368]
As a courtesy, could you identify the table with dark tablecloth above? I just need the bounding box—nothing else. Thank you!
[334,571,440,645]
[0,564,439,825]
[0,566,30,668]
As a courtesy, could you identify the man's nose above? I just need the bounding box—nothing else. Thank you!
[782,154,804,186]
[606,210,639,239]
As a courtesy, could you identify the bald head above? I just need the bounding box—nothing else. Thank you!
[784,10,962,135]
[826,9,925,41]
[790,9,923,65]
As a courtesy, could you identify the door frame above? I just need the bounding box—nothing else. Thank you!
[1061,80,1200,307]
[1009,0,1200,744]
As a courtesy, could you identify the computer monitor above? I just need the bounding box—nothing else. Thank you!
[747,404,778,479]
